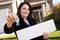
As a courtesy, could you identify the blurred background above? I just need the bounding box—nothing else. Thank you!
[0,0,60,40]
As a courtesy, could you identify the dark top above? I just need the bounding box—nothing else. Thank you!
[4,17,46,40]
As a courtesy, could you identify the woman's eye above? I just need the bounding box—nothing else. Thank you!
[22,8,29,10]
[23,8,26,10]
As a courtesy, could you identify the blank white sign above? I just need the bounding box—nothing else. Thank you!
[16,19,56,40]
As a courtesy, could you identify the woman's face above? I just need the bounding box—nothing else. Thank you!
[20,4,30,18]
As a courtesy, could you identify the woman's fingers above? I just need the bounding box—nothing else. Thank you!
[6,13,19,23]
[8,14,13,21]
[6,16,12,23]
[6,13,19,25]
[6,13,19,28]
[6,16,13,28]
[11,14,16,22]
[43,32,49,39]
[11,13,19,22]
[13,13,19,20]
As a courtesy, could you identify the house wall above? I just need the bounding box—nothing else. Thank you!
[25,0,42,2]
[0,0,17,34]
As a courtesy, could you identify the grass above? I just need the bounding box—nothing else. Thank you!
[48,30,60,40]
[49,30,60,38]
[0,33,16,39]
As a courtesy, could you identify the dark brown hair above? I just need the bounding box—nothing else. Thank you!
[17,2,32,19]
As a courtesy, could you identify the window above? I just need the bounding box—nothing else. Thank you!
[32,9,43,23]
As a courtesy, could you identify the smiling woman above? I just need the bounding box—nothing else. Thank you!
[4,2,49,40]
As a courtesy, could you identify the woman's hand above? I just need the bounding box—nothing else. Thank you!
[6,13,19,28]
[43,32,49,40]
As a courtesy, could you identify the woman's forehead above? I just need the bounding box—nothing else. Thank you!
[21,4,29,8]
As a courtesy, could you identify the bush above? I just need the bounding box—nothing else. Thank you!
[43,3,60,30]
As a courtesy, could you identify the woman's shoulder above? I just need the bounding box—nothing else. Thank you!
[28,17,35,21]
[28,17,37,25]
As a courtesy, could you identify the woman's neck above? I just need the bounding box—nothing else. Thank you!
[24,18,27,20]
[22,16,29,25]
[22,16,27,20]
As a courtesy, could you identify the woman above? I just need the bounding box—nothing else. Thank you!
[4,2,49,40]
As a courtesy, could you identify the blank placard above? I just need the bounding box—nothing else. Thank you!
[16,19,56,40]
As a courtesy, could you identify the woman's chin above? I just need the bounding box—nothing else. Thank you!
[24,15,28,17]
[22,15,28,18]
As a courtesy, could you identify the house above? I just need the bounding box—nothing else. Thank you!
[0,0,51,34]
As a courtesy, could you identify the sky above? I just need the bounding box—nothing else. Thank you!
[53,0,60,4]
[46,0,60,10]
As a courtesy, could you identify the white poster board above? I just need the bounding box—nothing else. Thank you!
[16,19,56,40]
[0,8,8,34]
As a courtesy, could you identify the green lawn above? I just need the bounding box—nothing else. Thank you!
[49,30,60,38]
[48,30,60,40]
